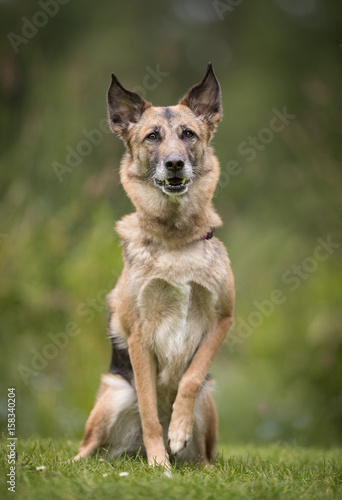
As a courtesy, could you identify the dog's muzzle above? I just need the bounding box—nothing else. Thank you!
[154,155,192,195]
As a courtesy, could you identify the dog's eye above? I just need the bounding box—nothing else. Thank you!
[184,129,195,139]
[146,132,158,141]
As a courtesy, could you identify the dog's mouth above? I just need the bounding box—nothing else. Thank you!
[155,177,191,194]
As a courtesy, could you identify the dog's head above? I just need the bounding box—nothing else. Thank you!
[107,63,222,203]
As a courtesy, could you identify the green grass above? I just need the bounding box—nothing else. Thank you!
[1,439,341,499]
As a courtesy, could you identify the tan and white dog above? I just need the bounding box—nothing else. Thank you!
[74,63,235,468]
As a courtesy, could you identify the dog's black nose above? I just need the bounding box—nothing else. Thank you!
[165,155,185,170]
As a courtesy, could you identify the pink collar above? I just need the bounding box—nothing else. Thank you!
[200,226,215,240]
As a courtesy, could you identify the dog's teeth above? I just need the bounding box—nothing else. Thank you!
[181,178,187,184]
[165,179,170,185]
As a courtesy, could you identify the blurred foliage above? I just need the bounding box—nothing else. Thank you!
[0,0,341,446]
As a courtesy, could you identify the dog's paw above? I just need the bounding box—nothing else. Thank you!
[148,452,171,470]
[168,413,193,455]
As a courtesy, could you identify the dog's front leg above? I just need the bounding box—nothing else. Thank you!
[168,315,233,456]
[128,330,170,469]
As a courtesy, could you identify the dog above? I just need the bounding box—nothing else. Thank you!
[74,63,235,468]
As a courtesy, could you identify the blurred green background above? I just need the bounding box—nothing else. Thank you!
[1,0,341,448]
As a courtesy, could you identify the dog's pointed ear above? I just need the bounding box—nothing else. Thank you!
[107,74,151,137]
[179,63,222,127]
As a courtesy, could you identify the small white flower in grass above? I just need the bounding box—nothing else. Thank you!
[102,473,109,477]
[163,471,173,478]
[118,472,129,477]
[36,466,46,471]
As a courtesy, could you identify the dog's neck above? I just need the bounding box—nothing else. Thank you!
[139,200,221,244]
[116,197,222,247]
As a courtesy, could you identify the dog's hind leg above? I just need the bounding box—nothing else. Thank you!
[192,379,218,466]
[203,389,218,463]
[73,373,137,461]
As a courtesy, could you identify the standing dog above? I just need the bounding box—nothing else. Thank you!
[74,63,235,468]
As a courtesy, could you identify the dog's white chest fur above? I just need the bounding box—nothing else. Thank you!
[138,278,216,390]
